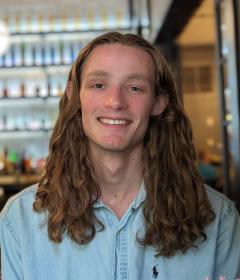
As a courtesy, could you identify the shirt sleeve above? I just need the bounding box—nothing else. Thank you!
[214,201,240,279]
[0,215,23,280]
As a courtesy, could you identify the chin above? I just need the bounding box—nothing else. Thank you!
[99,140,143,154]
[89,136,143,153]
[101,143,128,152]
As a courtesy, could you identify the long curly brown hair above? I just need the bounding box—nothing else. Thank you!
[33,32,215,257]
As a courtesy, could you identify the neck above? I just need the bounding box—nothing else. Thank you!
[89,145,144,217]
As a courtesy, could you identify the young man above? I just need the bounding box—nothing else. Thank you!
[0,32,240,280]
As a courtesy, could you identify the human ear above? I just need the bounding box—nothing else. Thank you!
[67,81,73,100]
[151,94,168,116]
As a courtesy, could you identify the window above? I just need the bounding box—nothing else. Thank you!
[182,65,212,93]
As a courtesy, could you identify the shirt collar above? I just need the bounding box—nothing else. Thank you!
[130,181,146,209]
[93,181,146,209]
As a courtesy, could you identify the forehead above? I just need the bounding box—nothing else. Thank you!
[81,43,155,81]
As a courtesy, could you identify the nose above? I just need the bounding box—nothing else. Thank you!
[104,87,127,111]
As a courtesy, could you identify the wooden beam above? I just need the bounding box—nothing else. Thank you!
[155,0,204,44]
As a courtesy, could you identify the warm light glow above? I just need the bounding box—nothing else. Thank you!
[0,19,10,55]
[216,142,223,149]
[226,114,233,122]
[206,117,215,127]
[207,138,215,147]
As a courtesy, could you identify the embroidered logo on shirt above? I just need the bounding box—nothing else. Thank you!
[152,265,159,278]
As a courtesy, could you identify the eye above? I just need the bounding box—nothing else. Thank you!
[129,86,143,93]
[93,83,104,89]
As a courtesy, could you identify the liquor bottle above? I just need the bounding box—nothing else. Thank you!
[35,45,42,66]
[15,114,24,130]
[20,150,26,174]
[0,80,2,98]
[38,14,44,32]
[10,45,16,66]
[8,14,16,33]
[32,13,38,32]
[101,10,109,29]
[116,9,124,28]
[63,42,71,65]
[15,44,22,66]
[20,150,32,174]
[35,85,40,97]
[5,50,12,67]
[0,114,4,130]
[25,44,34,66]
[3,81,8,98]
[61,13,67,31]
[8,150,18,173]
[1,54,6,67]
[32,45,36,66]
[50,45,55,65]
[68,14,74,31]
[20,42,25,66]
[42,14,49,32]
[55,15,61,32]
[59,41,64,64]
[18,13,24,33]
[72,42,78,60]
[2,114,7,130]
[70,42,75,62]
[74,12,81,30]
[47,79,51,97]
[44,44,51,65]
[41,46,45,66]
[0,148,4,174]
[49,13,55,32]
[77,41,83,55]
[26,14,33,32]
[3,147,10,174]
[20,13,28,33]
[87,11,95,30]
[54,42,61,65]
[57,82,63,96]
[20,81,25,97]
[15,14,20,33]
[3,16,9,28]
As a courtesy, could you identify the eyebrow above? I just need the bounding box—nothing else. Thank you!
[125,73,151,83]
[85,70,151,83]
[85,70,109,78]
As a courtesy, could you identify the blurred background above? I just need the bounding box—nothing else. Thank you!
[0,0,239,210]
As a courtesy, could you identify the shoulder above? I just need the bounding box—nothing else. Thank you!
[0,184,38,225]
[205,185,239,227]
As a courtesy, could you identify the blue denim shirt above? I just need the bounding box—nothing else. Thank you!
[0,184,240,280]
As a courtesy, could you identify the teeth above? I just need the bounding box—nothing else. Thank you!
[100,118,127,125]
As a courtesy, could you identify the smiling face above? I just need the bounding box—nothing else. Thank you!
[79,43,165,155]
